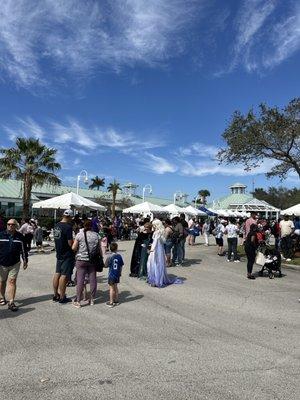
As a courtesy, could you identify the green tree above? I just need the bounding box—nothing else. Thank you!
[107,179,121,219]
[89,176,105,190]
[217,98,300,179]
[253,186,300,209]
[0,137,61,218]
[197,189,210,205]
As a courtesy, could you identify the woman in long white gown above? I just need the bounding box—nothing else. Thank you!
[147,219,182,287]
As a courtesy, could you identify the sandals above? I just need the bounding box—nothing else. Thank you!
[0,298,7,306]
[72,301,81,308]
[8,302,18,312]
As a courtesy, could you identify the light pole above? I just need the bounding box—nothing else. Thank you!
[76,170,89,195]
[142,184,152,202]
[173,191,183,205]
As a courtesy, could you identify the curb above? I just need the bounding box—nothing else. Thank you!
[281,263,300,271]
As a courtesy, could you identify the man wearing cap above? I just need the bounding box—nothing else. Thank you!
[0,219,28,311]
[52,210,75,303]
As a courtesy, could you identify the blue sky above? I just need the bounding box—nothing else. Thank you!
[0,0,299,203]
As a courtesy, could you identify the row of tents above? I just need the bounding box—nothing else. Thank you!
[32,191,300,217]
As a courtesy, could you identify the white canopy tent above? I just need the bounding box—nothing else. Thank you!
[163,204,187,215]
[32,192,106,211]
[185,205,207,216]
[280,204,300,217]
[122,201,165,214]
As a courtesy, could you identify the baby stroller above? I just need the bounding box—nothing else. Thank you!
[258,246,282,279]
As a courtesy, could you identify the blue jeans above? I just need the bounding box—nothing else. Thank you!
[172,240,184,264]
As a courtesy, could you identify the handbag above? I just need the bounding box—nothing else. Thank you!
[255,251,266,266]
[83,231,104,272]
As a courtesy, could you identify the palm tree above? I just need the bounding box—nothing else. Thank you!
[89,176,105,190]
[197,189,211,205]
[0,137,61,218]
[107,179,121,219]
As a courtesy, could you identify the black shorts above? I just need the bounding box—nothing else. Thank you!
[215,237,223,246]
[108,277,120,285]
[56,257,75,278]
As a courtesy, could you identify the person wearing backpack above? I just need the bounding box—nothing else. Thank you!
[171,217,184,266]
[71,219,102,308]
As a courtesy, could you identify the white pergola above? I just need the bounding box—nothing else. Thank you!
[227,198,280,218]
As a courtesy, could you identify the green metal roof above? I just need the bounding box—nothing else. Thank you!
[208,193,253,209]
[0,179,178,207]
[0,180,40,201]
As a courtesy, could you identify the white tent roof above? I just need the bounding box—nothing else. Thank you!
[122,201,165,214]
[281,204,300,216]
[163,204,186,215]
[185,205,207,216]
[32,192,106,211]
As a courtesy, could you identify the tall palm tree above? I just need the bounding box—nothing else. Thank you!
[89,176,105,190]
[107,179,121,219]
[0,137,61,218]
[197,189,211,205]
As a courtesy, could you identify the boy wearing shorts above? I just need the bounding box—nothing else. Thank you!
[105,242,124,308]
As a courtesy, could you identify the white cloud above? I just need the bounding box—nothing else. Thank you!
[263,9,300,69]
[2,117,165,154]
[2,117,46,141]
[176,142,218,158]
[0,0,202,89]
[178,158,279,177]
[222,0,300,73]
[231,0,276,72]
[51,119,164,152]
[141,152,177,174]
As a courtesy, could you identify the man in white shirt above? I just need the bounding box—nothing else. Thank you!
[226,218,240,262]
[279,215,294,261]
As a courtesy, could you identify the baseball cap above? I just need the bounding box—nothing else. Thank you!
[63,209,73,217]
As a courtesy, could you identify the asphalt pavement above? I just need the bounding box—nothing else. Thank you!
[1,238,299,400]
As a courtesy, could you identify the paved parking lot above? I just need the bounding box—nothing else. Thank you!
[1,239,299,400]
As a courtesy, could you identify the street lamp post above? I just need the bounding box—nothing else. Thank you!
[142,184,152,202]
[76,170,89,195]
[173,191,183,205]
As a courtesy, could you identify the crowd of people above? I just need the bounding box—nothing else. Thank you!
[0,209,299,311]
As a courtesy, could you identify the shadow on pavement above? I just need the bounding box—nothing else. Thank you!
[18,294,54,307]
[182,258,202,267]
[0,307,35,319]
[96,289,143,304]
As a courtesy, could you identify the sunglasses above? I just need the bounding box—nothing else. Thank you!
[7,223,16,226]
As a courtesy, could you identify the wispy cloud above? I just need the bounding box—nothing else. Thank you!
[177,158,278,177]
[2,117,165,154]
[51,119,164,152]
[223,0,300,73]
[230,0,276,72]
[0,0,202,89]
[140,152,177,174]
[2,117,46,141]
[263,7,300,69]
[176,142,218,158]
